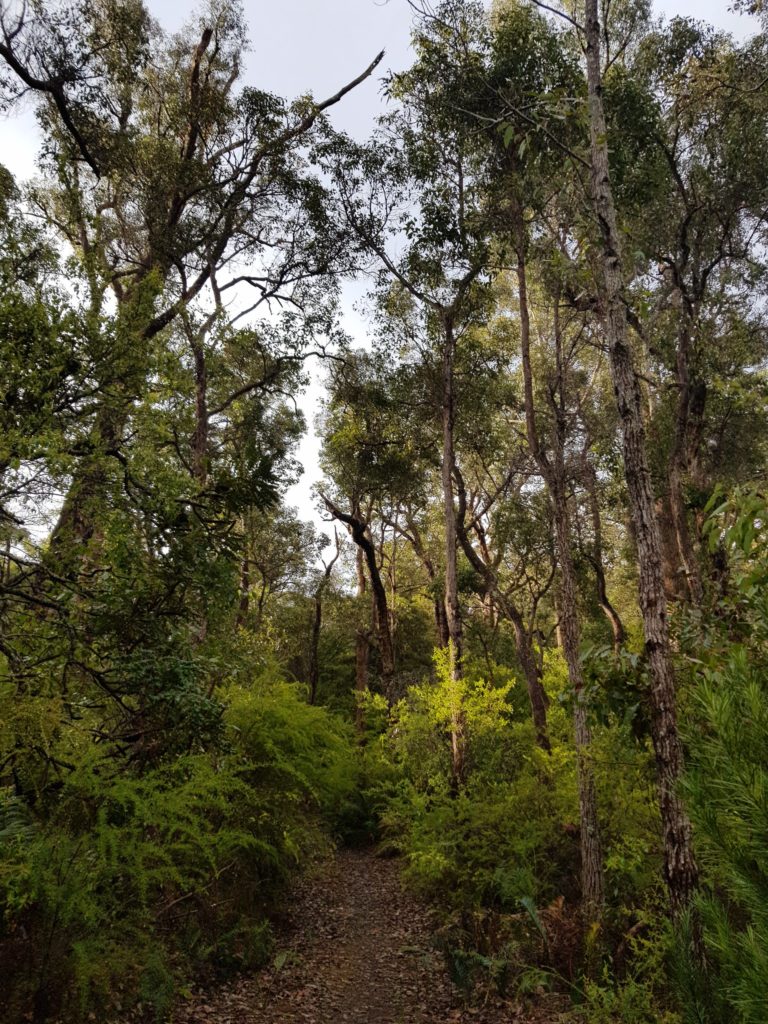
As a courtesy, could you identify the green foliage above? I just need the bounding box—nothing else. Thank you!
[671,489,768,1023]
[362,645,668,1007]
[2,0,768,1021]
[0,672,358,1021]
[578,971,681,1024]
[371,649,578,930]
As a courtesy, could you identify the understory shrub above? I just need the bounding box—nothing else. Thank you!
[666,489,768,1024]
[367,647,667,1005]
[0,673,357,1022]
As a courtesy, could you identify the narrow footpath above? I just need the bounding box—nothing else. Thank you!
[175,848,564,1024]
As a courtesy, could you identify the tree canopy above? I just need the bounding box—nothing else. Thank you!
[2,2,768,1022]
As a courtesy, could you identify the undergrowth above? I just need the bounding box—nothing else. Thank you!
[0,671,358,1022]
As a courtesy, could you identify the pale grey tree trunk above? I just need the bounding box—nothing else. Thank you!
[514,201,604,915]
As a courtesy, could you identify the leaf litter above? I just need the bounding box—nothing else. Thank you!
[174,847,570,1023]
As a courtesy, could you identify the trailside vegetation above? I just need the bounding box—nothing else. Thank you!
[2,0,768,1021]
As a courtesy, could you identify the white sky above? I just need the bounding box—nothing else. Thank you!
[0,0,759,540]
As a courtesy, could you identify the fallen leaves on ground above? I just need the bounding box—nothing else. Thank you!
[174,847,572,1024]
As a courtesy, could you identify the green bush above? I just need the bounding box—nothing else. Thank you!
[0,673,357,1022]
[674,489,768,1024]
[365,646,672,1008]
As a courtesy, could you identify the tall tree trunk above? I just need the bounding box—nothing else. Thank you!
[514,214,604,915]
[552,474,605,916]
[507,605,551,753]
[354,549,371,737]
[435,594,450,648]
[441,314,466,789]
[189,328,211,644]
[582,456,626,652]
[308,596,322,705]
[584,0,698,918]
[656,496,687,601]
[49,402,121,563]
[190,332,209,487]
[668,323,704,604]
[441,314,463,674]
[235,557,250,629]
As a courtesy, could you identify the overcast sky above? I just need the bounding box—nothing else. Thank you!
[0,0,759,538]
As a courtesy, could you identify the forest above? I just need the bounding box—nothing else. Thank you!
[1,0,768,1021]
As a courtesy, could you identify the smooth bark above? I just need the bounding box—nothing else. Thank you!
[514,211,604,914]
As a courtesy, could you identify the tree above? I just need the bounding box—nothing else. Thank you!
[0,0,382,558]
[583,0,699,918]
[627,20,768,603]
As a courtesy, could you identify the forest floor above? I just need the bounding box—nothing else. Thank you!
[175,847,571,1024]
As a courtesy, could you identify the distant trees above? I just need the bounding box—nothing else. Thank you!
[317,0,768,931]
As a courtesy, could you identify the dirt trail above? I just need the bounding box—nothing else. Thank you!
[175,847,547,1024]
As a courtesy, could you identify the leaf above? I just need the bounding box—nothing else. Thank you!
[519,895,548,948]
[273,950,289,971]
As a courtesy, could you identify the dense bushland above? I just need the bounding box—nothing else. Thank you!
[0,673,358,1021]
[2,0,768,1022]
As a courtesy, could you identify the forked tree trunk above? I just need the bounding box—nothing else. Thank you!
[584,0,698,918]
[441,314,466,789]
[454,471,552,753]
[514,212,604,915]
[321,496,395,687]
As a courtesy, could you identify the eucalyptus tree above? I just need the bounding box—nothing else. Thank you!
[404,0,607,911]
[322,9,501,786]
[438,303,557,750]
[625,20,768,603]
[509,270,607,912]
[487,0,705,921]
[324,11,496,704]
[319,347,439,693]
[0,0,381,559]
[454,459,556,752]
[0,0,381,781]
[582,0,699,918]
